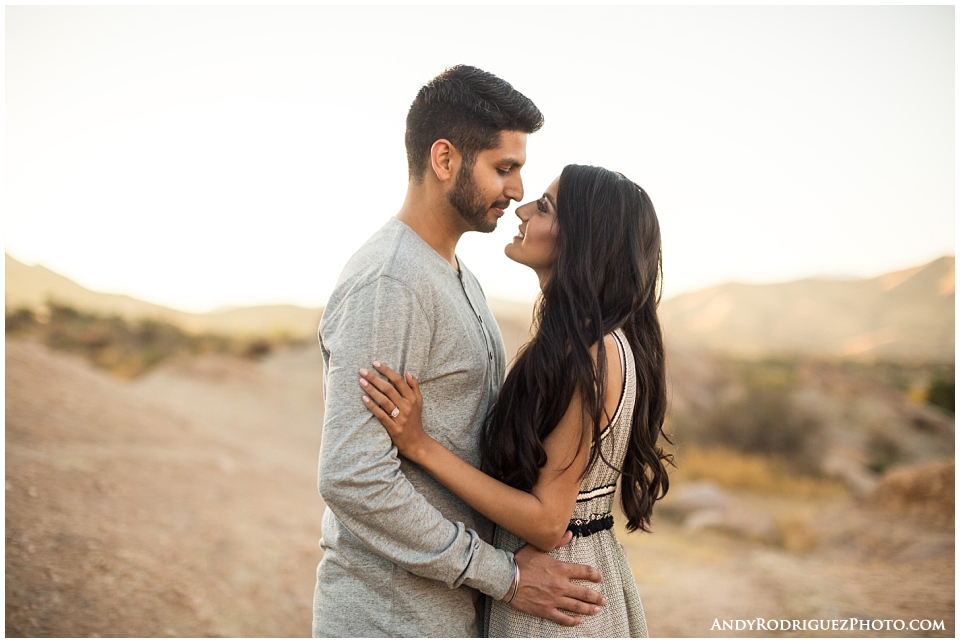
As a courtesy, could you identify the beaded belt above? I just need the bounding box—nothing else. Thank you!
[567,514,614,538]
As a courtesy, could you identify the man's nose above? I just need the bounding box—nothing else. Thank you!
[505,173,523,203]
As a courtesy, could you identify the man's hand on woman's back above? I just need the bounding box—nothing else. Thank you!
[509,534,606,627]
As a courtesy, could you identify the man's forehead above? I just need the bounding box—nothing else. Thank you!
[483,131,528,166]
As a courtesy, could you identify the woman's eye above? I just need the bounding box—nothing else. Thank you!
[536,198,547,212]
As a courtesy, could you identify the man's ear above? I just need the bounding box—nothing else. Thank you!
[429,139,461,183]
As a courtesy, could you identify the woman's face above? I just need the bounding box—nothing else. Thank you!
[504,176,560,277]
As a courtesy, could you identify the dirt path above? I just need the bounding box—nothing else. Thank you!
[6,339,954,637]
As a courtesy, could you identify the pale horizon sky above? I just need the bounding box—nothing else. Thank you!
[6,5,955,314]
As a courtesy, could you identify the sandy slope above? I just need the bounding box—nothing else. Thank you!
[5,340,954,637]
[6,340,325,636]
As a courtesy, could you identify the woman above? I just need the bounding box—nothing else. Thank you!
[358,164,671,637]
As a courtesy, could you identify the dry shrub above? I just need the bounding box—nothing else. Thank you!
[775,512,821,552]
[673,443,846,498]
[5,304,299,379]
[668,358,828,473]
[706,381,825,473]
[865,459,955,526]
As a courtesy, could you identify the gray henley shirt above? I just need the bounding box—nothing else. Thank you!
[313,218,514,637]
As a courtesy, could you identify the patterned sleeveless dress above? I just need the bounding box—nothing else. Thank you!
[485,328,648,637]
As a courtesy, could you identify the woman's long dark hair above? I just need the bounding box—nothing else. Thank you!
[479,164,671,532]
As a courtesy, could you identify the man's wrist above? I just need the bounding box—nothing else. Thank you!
[502,557,520,604]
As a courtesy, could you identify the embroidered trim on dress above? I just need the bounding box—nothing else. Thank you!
[567,514,614,538]
[576,483,617,502]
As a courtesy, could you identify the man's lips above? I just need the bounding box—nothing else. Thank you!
[491,201,510,216]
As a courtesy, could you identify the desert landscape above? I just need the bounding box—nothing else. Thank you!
[6,255,955,637]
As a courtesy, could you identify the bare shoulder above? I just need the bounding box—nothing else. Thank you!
[589,333,624,420]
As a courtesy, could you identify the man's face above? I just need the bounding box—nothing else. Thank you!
[448,130,527,233]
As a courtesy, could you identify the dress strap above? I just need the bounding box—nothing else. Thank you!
[599,330,629,440]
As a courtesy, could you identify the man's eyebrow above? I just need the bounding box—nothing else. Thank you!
[497,157,523,168]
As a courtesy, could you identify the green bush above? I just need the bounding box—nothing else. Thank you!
[927,378,955,415]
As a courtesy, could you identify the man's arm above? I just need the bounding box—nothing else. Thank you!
[319,276,604,623]
[319,276,512,598]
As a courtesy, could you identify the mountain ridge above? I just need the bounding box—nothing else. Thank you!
[6,254,954,359]
[5,254,322,339]
[659,256,954,360]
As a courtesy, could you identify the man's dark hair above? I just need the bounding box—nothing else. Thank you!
[405,65,544,182]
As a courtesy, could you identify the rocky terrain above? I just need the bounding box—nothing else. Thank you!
[6,255,953,637]
[6,339,953,637]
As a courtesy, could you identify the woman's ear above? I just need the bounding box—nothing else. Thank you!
[429,139,460,183]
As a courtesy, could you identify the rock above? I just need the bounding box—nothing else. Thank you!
[864,459,954,526]
[665,481,732,516]
[822,451,878,497]
[683,507,779,544]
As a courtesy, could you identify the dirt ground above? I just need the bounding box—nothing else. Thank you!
[5,339,954,637]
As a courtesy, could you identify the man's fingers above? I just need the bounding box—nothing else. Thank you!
[556,597,603,616]
[544,609,583,628]
[565,583,606,607]
[372,361,413,398]
[554,530,573,549]
[562,562,603,584]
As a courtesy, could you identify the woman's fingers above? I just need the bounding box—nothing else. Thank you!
[359,368,405,410]
[361,394,396,431]
[405,372,422,403]
[359,376,398,415]
[371,361,414,398]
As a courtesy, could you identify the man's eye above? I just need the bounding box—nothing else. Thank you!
[536,199,547,212]
[497,168,510,176]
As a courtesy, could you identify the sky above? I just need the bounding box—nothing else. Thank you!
[5,5,955,313]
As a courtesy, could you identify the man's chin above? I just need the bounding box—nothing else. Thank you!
[456,207,500,233]
[469,213,499,234]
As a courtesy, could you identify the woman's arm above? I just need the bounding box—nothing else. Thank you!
[359,336,622,552]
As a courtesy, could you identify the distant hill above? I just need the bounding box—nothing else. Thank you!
[660,256,955,360]
[5,255,323,339]
[4,254,537,349]
[7,254,954,360]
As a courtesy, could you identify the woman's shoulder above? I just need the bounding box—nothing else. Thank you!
[586,331,625,420]
[588,331,622,360]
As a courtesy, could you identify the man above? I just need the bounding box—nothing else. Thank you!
[313,65,605,638]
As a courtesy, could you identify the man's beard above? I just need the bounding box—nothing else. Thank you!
[448,162,506,233]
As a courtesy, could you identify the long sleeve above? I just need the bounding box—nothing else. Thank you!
[317,275,514,600]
